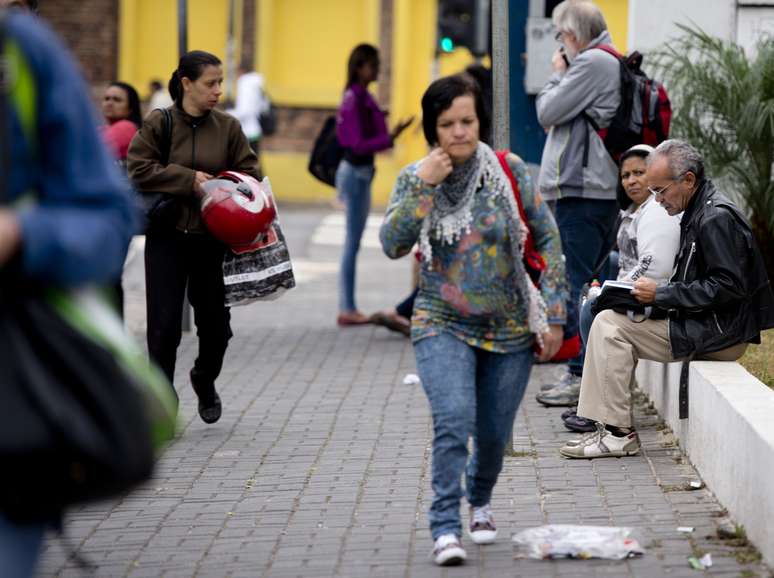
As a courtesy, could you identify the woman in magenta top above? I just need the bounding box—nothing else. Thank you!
[335,43,413,326]
[101,81,142,167]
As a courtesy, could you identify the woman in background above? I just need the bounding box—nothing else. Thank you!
[335,43,413,326]
[101,81,143,170]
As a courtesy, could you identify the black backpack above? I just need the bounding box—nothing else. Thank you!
[584,45,672,162]
[308,115,344,187]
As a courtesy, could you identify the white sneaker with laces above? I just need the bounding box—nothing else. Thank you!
[468,504,497,544]
[432,533,467,566]
[560,422,640,459]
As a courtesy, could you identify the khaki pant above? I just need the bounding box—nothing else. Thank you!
[577,310,747,428]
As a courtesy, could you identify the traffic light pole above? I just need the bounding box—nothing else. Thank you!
[492,0,518,454]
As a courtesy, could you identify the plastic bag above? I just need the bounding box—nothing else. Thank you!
[222,220,296,306]
[512,525,645,560]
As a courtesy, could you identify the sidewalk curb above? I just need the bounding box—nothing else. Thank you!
[637,359,774,566]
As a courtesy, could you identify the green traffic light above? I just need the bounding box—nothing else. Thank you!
[440,37,454,52]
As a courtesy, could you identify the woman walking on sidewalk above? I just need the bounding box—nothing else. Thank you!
[335,43,413,326]
[128,50,260,424]
[380,74,568,566]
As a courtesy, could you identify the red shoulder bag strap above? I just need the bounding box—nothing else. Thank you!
[495,150,529,230]
[495,150,546,274]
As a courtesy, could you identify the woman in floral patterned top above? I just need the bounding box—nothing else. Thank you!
[379,75,568,566]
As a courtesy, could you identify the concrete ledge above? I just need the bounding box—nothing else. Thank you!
[636,359,774,566]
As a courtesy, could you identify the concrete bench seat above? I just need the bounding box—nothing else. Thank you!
[636,359,774,566]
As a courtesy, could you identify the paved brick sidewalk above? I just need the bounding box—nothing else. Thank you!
[39,209,770,578]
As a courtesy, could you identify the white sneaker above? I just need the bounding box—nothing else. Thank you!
[468,504,498,544]
[432,533,467,566]
[560,422,640,459]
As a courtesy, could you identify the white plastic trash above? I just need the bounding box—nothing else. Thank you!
[512,525,645,560]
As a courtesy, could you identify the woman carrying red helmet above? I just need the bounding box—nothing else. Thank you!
[128,50,261,424]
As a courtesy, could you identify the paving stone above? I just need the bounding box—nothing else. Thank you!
[36,210,772,578]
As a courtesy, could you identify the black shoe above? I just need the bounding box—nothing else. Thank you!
[191,369,222,424]
[563,414,596,433]
[198,392,222,424]
[561,407,577,420]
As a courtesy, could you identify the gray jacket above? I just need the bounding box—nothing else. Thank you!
[536,30,620,201]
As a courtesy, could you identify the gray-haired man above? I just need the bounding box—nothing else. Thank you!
[561,139,774,459]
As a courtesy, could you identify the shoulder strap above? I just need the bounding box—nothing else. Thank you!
[495,150,529,229]
[591,43,623,60]
[155,107,172,166]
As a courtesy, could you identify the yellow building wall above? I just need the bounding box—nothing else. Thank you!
[257,0,379,107]
[259,0,441,207]
[119,0,233,99]
[119,1,629,207]
[597,0,629,51]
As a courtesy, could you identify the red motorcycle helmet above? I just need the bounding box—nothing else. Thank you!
[200,171,277,253]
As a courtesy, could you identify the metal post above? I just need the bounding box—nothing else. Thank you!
[492,0,510,151]
[473,0,491,60]
[177,0,193,333]
[493,0,517,454]
[225,0,238,102]
[177,0,188,58]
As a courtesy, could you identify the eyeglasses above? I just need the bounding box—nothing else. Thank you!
[554,30,565,42]
[647,173,685,197]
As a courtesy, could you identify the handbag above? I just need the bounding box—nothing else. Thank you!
[308,115,344,187]
[0,286,178,522]
[222,182,295,306]
[136,107,180,231]
[0,17,177,523]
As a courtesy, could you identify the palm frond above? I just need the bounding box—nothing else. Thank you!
[651,25,774,280]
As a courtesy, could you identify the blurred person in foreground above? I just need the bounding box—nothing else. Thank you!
[560,140,774,459]
[0,8,133,577]
[380,74,567,566]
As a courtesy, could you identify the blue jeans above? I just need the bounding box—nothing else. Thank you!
[0,514,45,578]
[414,333,533,539]
[335,160,375,313]
[554,198,618,375]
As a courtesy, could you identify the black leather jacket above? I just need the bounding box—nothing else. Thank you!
[654,180,774,358]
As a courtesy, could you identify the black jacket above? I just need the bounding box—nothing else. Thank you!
[654,180,774,358]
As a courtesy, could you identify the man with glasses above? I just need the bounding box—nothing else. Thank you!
[560,139,774,459]
[534,1,621,406]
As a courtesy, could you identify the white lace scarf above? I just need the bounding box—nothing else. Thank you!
[418,143,550,345]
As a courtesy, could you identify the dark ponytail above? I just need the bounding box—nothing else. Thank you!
[168,50,222,103]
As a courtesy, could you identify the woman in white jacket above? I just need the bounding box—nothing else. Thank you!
[563,144,681,432]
